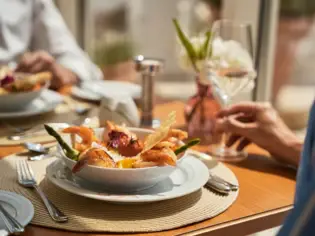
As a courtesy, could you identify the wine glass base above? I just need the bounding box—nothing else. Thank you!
[208,147,247,162]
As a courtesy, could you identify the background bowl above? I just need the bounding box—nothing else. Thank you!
[0,74,50,111]
[58,127,178,192]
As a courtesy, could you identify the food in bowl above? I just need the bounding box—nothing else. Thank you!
[0,67,51,95]
[45,112,199,173]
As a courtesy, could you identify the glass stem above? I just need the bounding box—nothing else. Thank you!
[220,132,227,149]
[219,102,229,150]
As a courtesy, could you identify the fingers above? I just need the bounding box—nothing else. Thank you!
[29,60,47,73]
[217,102,271,118]
[16,52,38,72]
[216,114,258,135]
[16,51,54,73]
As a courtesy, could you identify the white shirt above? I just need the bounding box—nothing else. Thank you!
[0,0,103,81]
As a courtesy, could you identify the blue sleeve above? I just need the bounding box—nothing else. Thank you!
[295,102,315,203]
[278,101,315,235]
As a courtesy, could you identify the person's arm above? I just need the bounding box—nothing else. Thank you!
[30,0,103,82]
[215,102,303,167]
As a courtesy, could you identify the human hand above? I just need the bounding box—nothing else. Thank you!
[16,51,78,89]
[215,102,302,166]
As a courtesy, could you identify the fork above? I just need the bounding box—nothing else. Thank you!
[16,160,68,223]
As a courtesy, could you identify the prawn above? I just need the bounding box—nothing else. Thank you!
[63,126,98,152]
[140,148,177,166]
[72,148,115,173]
[164,129,188,141]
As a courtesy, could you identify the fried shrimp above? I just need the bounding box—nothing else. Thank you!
[140,148,177,166]
[72,148,115,173]
[63,126,97,152]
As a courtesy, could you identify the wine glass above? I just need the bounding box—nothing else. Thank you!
[203,20,257,162]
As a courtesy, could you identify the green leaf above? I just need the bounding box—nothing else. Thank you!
[174,139,200,155]
[199,30,212,59]
[172,18,198,71]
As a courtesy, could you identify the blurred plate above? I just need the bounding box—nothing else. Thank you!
[0,190,34,230]
[46,155,209,204]
[0,90,63,119]
[71,81,141,101]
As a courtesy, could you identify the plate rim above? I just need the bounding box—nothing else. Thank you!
[46,156,209,203]
[71,86,100,102]
[0,190,34,227]
[0,90,63,118]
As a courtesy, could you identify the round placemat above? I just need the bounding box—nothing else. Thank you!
[0,154,239,233]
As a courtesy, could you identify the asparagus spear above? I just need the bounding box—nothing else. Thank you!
[174,138,200,155]
[44,124,80,161]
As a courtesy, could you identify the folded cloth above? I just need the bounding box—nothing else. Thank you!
[99,95,140,127]
[0,230,8,236]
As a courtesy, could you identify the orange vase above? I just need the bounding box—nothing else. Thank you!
[184,77,221,145]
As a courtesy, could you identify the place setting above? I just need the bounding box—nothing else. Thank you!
[0,111,239,234]
[0,68,64,119]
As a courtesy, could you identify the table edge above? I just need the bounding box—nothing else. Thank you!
[181,205,293,236]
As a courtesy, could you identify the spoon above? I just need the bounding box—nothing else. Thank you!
[24,142,50,154]
[24,142,56,161]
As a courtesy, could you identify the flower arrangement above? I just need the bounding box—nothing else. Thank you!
[172,19,212,73]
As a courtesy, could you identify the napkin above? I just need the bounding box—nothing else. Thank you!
[99,95,140,127]
[0,230,8,236]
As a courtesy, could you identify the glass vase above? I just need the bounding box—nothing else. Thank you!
[184,77,221,145]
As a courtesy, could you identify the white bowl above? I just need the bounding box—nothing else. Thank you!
[0,76,49,111]
[58,127,178,192]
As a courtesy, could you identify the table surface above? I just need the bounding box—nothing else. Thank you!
[0,93,297,236]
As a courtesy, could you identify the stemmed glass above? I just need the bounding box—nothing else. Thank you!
[203,20,257,162]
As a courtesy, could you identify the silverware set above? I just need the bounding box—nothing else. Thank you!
[205,173,239,195]
[0,203,24,234]
[186,150,239,194]
[16,160,68,223]
[24,142,55,161]
[0,160,68,234]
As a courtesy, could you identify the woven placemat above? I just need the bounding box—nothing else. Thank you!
[0,154,239,233]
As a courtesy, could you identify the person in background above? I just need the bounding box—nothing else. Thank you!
[215,101,315,235]
[0,0,103,89]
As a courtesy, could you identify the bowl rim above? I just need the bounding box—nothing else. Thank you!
[0,78,50,97]
[58,127,181,172]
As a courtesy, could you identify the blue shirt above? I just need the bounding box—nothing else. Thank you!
[278,101,315,235]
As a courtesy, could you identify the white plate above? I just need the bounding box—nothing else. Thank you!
[71,81,141,101]
[0,190,34,230]
[0,90,63,119]
[46,156,209,203]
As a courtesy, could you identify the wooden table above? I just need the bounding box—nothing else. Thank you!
[0,100,297,236]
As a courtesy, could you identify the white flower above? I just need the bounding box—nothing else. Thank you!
[210,37,256,92]
[211,37,254,70]
[178,36,207,72]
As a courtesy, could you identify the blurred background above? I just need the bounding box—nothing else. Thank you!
[54,0,315,135]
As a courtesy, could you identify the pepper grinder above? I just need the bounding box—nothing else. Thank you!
[134,55,163,127]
